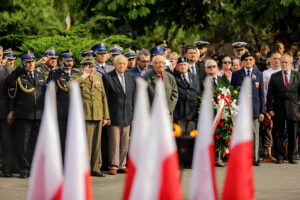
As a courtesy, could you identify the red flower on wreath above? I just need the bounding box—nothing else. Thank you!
[215,136,220,139]
[227,126,232,131]
[219,122,224,127]
[225,139,230,143]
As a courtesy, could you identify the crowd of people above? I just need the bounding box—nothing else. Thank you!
[0,39,299,178]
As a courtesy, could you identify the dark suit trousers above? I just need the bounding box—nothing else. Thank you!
[275,118,298,160]
[0,120,14,170]
[14,119,40,170]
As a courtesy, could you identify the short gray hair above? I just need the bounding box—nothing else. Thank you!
[232,57,241,65]
[0,45,3,51]
[114,54,128,64]
[136,49,150,60]
[152,55,166,63]
[205,59,217,68]
[281,54,293,63]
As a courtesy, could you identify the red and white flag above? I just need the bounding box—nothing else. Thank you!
[222,77,254,200]
[62,81,93,200]
[123,79,150,200]
[27,81,63,200]
[129,80,183,200]
[190,78,217,200]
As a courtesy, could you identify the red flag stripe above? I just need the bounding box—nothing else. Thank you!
[122,157,136,200]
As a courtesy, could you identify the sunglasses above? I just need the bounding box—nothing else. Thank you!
[296,57,300,61]
[207,65,217,69]
[222,61,232,64]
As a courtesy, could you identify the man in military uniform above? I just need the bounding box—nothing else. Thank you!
[92,43,114,77]
[124,49,137,69]
[81,49,94,58]
[36,47,58,80]
[109,45,123,63]
[51,50,78,160]
[0,48,15,177]
[194,40,210,65]
[3,48,16,68]
[69,57,110,177]
[6,51,46,178]
[232,42,247,58]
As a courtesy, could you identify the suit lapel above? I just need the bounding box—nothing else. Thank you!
[112,70,125,94]
[241,68,246,79]
[277,71,286,91]
[288,70,295,90]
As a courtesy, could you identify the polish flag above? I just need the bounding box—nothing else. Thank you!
[123,79,150,200]
[27,81,63,200]
[129,80,183,200]
[222,77,254,200]
[62,81,93,200]
[190,78,217,200]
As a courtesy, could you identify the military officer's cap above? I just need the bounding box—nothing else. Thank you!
[109,45,123,55]
[43,47,58,58]
[3,48,16,60]
[232,42,247,50]
[92,43,107,54]
[150,46,165,57]
[156,40,169,48]
[241,52,254,61]
[80,56,95,65]
[194,41,210,49]
[20,50,35,62]
[124,49,137,59]
[59,49,73,61]
[177,56,188,64]
[81,49,94,58]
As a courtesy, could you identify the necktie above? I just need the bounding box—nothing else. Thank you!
[29,73,34,79]
[182,76,190,88]
[191,66,196,75]
[212,77,217,87]
[284,72,289,90]
[247,70,251,76]
[120,74,126,92]
[88,76,93,83]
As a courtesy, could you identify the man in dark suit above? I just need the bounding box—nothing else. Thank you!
[6,51,46,178]
[184,45,205,91]
[231,52,265,166]
[143,55,178,117]
[0,47,15,177]
[267,54,300,164]
[173,56,200,135]
[102,55,135,175]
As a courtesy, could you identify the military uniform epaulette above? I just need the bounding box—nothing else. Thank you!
[36,64,57,80]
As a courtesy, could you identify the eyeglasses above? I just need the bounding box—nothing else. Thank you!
[206,65,217,69]
[222,61,232,64]
[138,60,150,63]
[296,57,300,61]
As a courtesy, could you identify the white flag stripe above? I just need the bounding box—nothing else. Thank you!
[129,81,177,200]
[128,78,150,164]
[190,78,216,200]
[27,81,63,200]
[62,81,91,200]
[231,77,253,147]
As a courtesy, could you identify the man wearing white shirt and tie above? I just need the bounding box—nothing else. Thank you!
[184,45,206,91]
